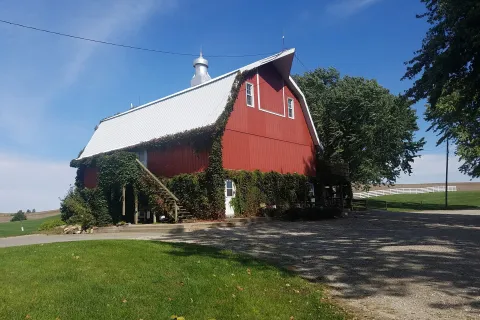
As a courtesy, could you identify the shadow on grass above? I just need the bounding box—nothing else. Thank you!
[148,210,480,316]
[151,240,296,278]
[367,199,479,211]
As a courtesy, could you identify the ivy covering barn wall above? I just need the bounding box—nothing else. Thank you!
[66,151,171,227]
[203,71,250,219]
[165,172,210,218]
[227,170,312,216]
[165,170,312,218]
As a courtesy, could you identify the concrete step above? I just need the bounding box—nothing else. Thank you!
[97,217,270,234]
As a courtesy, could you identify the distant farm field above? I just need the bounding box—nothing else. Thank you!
[366,191,480,212]
[354,182,480,192]
[0,209,60,223]
[0,215,61,238]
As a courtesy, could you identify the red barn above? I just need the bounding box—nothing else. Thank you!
[76,49,320,218]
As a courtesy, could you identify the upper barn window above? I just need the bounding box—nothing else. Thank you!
[246,82,254,108]
[287,98,294,119]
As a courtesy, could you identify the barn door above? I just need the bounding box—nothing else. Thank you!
[224,179,236,217]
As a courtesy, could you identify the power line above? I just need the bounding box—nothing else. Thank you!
[294,54,310,72]
[0,18,275,58]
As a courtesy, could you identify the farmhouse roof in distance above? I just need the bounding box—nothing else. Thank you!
[77,48,320,160]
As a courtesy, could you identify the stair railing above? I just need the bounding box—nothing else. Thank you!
[135,159,179,222]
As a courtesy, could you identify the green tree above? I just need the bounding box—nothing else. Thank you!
[403,0,480,177]
[425,92,480,177]
[26,209,31,213]
[294,68,425,188]
[11,210,27,222]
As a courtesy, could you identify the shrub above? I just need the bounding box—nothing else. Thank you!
[67,212,96,229]
[38,218,65,231]
[259,207,284,219]
[80,188,112,226]
[60,188,89,222]
[10,210,27,222]
[60,187,101,229]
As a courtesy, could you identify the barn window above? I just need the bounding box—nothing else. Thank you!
[136,150,148,166]
[246,82,254,108]
[287,98,294,119]
[226,179,234,196]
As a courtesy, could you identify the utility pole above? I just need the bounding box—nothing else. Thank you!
[445,138,449,209]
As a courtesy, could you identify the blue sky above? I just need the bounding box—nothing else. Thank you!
[0,0,477,211]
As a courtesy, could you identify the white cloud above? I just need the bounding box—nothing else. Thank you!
[0,153,76,213]
[326,0,383,18]
[396,153,480,184]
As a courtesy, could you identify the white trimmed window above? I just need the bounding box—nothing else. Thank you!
[246,82,254,107]
[136,150,148,166]
[226,179,234,197]
[287,98,294,119]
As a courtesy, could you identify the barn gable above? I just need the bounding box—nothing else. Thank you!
[223,61,317,176]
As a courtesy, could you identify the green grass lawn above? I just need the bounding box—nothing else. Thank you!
[366,191,480,212]
[0,215,61,238]
[0,241,345,320]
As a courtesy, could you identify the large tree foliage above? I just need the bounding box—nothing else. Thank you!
[403,0,480,177]
[294,68,425,188]
[425,92,480,176]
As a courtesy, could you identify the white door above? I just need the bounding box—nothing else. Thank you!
[225,179,236,217]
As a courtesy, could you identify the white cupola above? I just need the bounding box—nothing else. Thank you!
[191,51,211,87]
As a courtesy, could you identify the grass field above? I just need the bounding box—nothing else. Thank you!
[0,240,345,320]
[366,191,480,212]
[0,215,61,238]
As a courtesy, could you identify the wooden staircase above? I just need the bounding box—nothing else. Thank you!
[135,159,193,222]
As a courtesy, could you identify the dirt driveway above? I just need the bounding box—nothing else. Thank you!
[161,210,480,319]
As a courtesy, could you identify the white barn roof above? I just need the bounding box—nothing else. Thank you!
[77,48,320,159]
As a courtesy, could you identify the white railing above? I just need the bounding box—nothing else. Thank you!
[353,186,457,199]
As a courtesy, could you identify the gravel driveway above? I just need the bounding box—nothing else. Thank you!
[1,210,479,319]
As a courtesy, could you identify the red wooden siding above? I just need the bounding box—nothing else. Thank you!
[148,145,209,177]
[223,130,315,175]
[84,167,98,188]
[258,64,285,115]
[223,64,316,176]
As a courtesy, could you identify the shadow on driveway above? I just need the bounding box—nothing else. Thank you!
[156,210,480,319]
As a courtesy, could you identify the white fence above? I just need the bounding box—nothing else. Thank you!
[353,186,457,199]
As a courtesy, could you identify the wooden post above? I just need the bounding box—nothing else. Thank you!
[134,191,138,224]
[339,184,344,210]
[346,182,353,209]
[174,202,178,223]
[122,185,126,216]
[153,211,157,224]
